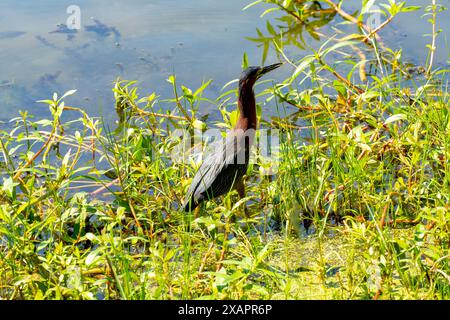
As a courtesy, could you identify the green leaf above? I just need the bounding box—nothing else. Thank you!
[261,41,270,65]
[333,80,347,97]
[192,119,206,130]
[292,55,315,80]
[167,75,176,85]
[221,79,239,91]
[321,40,357,59]
[2,177,15,198]
[401,5,421,12]
[242,52,249,70]
[60,89,77,101]
[194,80,212,97]
[181,85,193,98]
[384,114,407,124]
[242,0,263,11]
[62,149,72,167]
[261,7,279,17]
[37,99,55,106]
[229,110,239,128]
[362,0,377,15]
[85,250,102,266]
[266,20,276,36]
[34,119,53,126]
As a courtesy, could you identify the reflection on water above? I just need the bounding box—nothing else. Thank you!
[0,0,448,124]
[0,0,278,123]
[0,30,27,39]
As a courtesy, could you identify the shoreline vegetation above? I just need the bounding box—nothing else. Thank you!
[1,0,449,299]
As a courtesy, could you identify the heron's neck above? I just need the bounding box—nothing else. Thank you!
[236,86,257,131]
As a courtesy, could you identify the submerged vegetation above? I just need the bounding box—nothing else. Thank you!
[0,0,449,299]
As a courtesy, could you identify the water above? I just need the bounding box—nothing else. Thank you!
[0,0,448,124]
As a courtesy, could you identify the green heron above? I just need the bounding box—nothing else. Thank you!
[182,63,282,212]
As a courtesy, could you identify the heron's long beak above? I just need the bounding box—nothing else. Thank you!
[259,62,283,77]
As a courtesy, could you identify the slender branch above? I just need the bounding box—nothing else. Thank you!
[276,94,322,111]
[118,97,187,121]
[379,201,390,228]
[363,15,394,42]
[427,0,437,75]
[216,218,230,272]
[134,108,186,121]
[276,3,303,23]
[322,0,386,48]
[198,242,215,274]
[13,127,56,181]
[171,79,193,123]
[323,0,365,29]
[91,178,120,196]
[318,58,365,94]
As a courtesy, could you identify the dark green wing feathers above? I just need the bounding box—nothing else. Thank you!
[182,132,251,212]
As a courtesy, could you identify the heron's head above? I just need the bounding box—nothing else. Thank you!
[239,63,282,90]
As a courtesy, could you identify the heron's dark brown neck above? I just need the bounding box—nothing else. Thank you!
[235,85,257,131]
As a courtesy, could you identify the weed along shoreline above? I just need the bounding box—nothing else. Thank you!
[0,1,449,301]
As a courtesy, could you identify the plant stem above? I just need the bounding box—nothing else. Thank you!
[427,0,437,75]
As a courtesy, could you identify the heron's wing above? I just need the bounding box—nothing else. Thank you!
[183,134,248,210]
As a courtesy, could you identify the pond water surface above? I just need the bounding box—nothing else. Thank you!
[0,0,448,124]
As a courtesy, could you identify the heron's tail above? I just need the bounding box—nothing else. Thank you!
[182,199,199,212]
[183,201,198,212]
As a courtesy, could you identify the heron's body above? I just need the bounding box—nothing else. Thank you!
[183,63,281,212]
